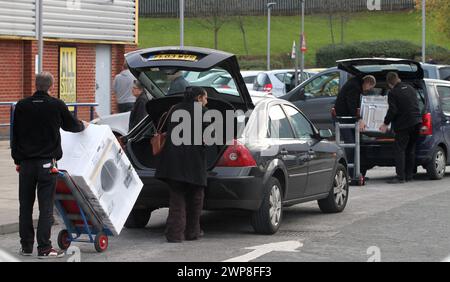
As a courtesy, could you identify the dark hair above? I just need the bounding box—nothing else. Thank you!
[184,86,206,102]
[133,80,144,90]
[36,72,54,92]
[386,72,400,86]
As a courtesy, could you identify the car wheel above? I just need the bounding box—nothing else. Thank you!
[426,146,446,180]
[124,209,152,229]
[251,177,283,235]
[318,164,349,213]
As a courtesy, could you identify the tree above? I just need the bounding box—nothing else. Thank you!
[188,0,229,49]
[416,0,450,40]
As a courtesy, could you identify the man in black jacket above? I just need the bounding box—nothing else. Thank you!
[11,72,88,258]
[380,72,422,184]
[334,75,376,178]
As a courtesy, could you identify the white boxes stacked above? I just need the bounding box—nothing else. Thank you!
[58,124,143,235]
[360,95,390,132]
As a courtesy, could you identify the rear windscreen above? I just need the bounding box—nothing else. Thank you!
[355,63,419,73]
[140,68,240,97]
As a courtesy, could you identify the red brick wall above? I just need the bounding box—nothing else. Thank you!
[0,39,135,137]
[0,40,23,123]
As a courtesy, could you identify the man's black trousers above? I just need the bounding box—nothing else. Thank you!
[19,159,57,252]
[394,124,421,181]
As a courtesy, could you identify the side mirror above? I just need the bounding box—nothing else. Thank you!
[319,129,333,139]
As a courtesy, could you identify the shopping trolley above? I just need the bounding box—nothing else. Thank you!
[54,170,113,252]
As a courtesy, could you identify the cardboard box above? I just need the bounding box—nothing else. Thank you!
[58,125,143,235]
[360,95,390,133]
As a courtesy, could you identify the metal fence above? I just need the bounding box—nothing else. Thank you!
[139,0,416,17]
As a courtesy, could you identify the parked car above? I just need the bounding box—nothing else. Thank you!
[283,58,450,179]
[241,70,263,91]
[421,63,450,81]
[122,47,349,234]
[253,69,319,97]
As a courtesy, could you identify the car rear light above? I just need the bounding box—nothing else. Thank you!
[421,113,432,136]
[263,84,273,92]
[216,140,257,167]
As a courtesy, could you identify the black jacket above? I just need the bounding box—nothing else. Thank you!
[155,102,209,187]
[384,82,422,132]
[11,91,85,165]
[129,92,151,130]
[334,77,363,117]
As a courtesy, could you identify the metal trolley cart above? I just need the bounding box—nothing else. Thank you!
[334,116,366,186]
[54,170,112,252]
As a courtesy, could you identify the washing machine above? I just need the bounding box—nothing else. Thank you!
[59,124,143,235]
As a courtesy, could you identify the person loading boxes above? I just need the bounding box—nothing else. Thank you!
[380,72,422,184]
[11,72,89,259]
[334,75,377,178]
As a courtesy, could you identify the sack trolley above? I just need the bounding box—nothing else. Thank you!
[334,116,366,186]
[54,170,113,252]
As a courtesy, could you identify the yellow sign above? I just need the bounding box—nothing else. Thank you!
[148,54,198,62]
[59,47,77,108]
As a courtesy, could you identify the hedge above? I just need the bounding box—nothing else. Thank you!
[316,40,450,67]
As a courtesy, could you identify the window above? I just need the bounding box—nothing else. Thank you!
[268,105,294,139]
[437,86,450,115]
[304,72,340,98]
[283,105,315,138]
[439,68,450,81]
[243,76,256,84]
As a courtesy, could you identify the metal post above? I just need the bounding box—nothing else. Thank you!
[180,0,185,48]
[355,121,360,179]
[267,6,271,71]
[36,0,43,74]
[422,0,426,63]
[267,3,276,71]
[300,0,305,83]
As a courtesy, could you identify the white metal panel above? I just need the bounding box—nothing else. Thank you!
[43,0,136,43]
[0,0,136,43]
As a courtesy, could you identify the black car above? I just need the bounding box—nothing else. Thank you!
[122,47,349,234]
[284,58,450,179]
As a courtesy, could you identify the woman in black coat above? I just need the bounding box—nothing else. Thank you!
[129,80,151,130]
[155,86,209,242]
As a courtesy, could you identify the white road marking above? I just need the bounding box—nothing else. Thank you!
[223,241,303,262]
[0,249,20,262]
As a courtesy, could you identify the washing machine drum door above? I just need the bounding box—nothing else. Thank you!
[100,159,119,192]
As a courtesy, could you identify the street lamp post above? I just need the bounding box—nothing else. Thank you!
[300,0,305,83]
[422,0,426,63]
[180,0,185,48]
[267,2,276,71]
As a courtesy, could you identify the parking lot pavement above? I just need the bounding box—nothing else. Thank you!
[1,166,450,262]
[0,141,38,234]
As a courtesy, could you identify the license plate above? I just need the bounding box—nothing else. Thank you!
[148,54,198,62]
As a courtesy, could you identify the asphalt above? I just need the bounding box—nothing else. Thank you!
[1,166,450,262]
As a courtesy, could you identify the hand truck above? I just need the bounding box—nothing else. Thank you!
[334,116,366,186]
[54,170,113,252]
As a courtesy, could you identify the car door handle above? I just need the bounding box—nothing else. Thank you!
[280,149,289,155]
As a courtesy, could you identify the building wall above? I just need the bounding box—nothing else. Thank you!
[0,38,137,138]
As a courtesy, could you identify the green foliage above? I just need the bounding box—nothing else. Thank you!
[316,41,450,67]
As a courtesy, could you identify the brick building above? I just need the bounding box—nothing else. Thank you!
[0,0,138,138]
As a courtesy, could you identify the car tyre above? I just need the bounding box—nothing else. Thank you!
[251,177,283,235]
[124,209,152,229]
[318,164,349,213]
[426,146,446,180]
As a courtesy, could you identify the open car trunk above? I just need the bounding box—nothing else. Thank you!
[125,92,238,171]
